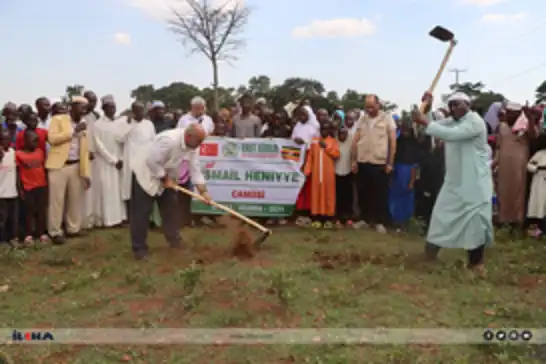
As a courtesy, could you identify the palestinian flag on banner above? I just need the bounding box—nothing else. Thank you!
[281,146,301,162]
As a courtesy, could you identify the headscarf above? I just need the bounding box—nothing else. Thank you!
[334,110,345,127]
[395,122,418,165]
[291,105,320,144]
[303,105,320,129]
[483,101,502,131]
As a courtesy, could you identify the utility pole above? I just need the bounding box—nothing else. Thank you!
[449,68,467,86]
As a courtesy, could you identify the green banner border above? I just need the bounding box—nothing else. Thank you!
[191,200,295,217]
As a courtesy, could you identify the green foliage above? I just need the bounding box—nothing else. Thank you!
[535,80,546,105]
[126,75,397,113]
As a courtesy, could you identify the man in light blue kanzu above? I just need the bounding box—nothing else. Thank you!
[412,91,493,275]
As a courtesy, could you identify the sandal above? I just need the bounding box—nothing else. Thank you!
[39,235,50,245]
[23,236,34,247]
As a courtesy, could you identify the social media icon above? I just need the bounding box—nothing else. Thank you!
[483,330,495,341]
[508,330,519,341]
[496,331,507,341]
[521,330,532,341]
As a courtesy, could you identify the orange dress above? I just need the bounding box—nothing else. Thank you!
[304,137,340,216]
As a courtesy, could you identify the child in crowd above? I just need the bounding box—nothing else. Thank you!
[261,111,292,138]
[389,122,419,231]
[526,135,546,237]
[0,129,18,245]
[334,127,353,227]
[16,129,49,245]
[16,113,48,153]
[213,120,227,136]
[304,122,339,228]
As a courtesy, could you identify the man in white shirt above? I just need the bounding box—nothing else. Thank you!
[35,97,51,130]
[177,96,214,135]
[129,124,212,260]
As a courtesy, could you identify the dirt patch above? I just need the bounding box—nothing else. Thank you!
[518,275,544,291]
[312,250,405,269]
[387,283,421,295]
[191,245,229,265]
[128,297,166,314]
[217,216,256,260]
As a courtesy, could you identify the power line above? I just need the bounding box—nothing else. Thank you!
[449,68,467,85]
[489,61,546,87]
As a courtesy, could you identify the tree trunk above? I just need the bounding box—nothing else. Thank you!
[212,59,220,111]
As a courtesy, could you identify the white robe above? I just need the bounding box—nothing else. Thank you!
[93,116,126,226]
[115,117,156,201]
[527,150,546,219]
[81,112,101,228]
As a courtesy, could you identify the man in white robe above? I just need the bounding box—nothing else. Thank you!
[82,90,101,228]
[115,101,156,214]
[93,95,126,227]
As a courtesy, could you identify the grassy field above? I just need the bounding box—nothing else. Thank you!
[1,223,546,363]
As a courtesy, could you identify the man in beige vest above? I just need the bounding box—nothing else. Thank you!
[351,95,397,233]
[46,96,91,244]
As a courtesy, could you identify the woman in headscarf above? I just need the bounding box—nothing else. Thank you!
[291,105,320,225]
[389,120,419,231]
[332,110,345,129]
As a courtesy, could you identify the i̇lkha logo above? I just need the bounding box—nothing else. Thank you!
[12,330,54,342]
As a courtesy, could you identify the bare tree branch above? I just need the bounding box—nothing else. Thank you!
[169,0,251,61]
[168,0,252,110]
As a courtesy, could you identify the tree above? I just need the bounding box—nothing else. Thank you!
[535,80,546,105]
[152,82,202,110]
[131,84,156,104]
[62,84,85,104]
[130,75,399,115]
[169,0,252,111]
[247,75,271,98]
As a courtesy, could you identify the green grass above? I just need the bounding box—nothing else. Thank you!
[1,224,546,363]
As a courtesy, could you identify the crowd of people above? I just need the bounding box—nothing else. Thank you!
[0,89,545,264]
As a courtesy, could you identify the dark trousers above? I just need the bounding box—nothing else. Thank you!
[336,174,354,221]
[177,182,193,227]
[24,187,47,238]
[425,242,485,266]
[129,174,182,257]
[416,193,438,231]
[357,163,390,225]
[0,198,18,242]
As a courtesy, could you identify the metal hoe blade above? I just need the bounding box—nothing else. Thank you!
[429,26,454,42]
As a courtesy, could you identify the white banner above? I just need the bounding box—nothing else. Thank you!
[2,328,538,344]
[192,137,306,216]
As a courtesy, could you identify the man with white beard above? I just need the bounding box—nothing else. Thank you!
[115,101,156,216]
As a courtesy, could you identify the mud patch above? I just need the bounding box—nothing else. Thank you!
[192,245,228,265]
[128,297,166,314]
[387,283,421,295]
[217,216,256,260]
[518,275,544,291]
[312,250,405,269]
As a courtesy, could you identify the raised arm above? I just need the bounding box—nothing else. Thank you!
[425,114,484,141]
[48,115,73,146]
